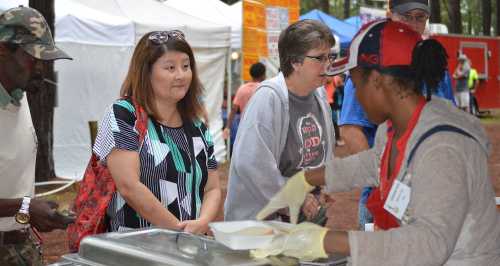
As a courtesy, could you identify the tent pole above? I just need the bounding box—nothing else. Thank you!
[226,47,232,163]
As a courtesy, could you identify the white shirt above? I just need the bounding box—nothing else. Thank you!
[0,83,37,231]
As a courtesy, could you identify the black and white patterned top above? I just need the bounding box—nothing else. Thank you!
[93,99,217,231]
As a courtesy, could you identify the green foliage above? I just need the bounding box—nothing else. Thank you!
[299,0,498,36]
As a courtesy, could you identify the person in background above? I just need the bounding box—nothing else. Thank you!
[223,62,266,152]
[93,30,221,234]
[453,53,471,112]
[468,60,479,93]
[337,0,456,231]
[332,74,345,145]
[256,19,500,265]
[225,19,336,223]
[0,6,75,265]
[324,76,339,138]
[468,59,479,115]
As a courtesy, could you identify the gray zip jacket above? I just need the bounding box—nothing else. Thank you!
[225,72,335,221]
[325,97,500,265]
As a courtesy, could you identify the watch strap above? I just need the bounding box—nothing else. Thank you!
[19,196,31,214]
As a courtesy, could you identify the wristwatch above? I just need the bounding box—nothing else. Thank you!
[15,196,31,224]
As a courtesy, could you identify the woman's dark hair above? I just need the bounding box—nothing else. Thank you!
[358,39,448,100]
[411,39,448,100]
[120,31,205,122]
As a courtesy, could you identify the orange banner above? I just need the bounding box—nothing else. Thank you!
[242,0,299,81]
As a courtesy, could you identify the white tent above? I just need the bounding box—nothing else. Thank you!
[1,0,231,179]
[164,0,241,49]
[228,1,242,49]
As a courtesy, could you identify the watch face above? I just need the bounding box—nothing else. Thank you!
[15,212,30,224]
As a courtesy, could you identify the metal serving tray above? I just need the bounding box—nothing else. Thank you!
[49,227,347,266]
[68,228,269,266]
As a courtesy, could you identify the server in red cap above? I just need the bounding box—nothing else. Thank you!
[338,0,456,232]
[254,19,500,265]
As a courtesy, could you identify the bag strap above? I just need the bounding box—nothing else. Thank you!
[130,99,148,144]
[397,125,478,225]
[406,125,477,169]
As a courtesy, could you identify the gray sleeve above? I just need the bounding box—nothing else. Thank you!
[324,148,379,192]
[230,88,287,208]
[324,123,386,192]
[347,142,469,266]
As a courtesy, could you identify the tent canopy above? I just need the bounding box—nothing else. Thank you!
[344,16,362,29]
[300,9,357,48]
[77,0,230,48]
[228,1,242,49]
[164,0,241,49]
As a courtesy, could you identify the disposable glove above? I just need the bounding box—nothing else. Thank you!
[256,171,314,224]
[252,222,329,261]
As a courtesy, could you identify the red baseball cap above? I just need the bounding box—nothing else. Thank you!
[326,19,422,76]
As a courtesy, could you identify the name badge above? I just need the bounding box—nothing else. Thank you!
[383,180,411,220]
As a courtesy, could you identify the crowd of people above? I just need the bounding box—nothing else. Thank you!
[1,0,499,265]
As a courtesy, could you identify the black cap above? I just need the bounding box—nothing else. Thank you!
[390,0,430,14]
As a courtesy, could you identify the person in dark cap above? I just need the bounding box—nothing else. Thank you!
[337,0,456,232]
[0,6,73,265]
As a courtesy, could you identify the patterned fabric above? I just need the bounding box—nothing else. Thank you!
[0,6,71,60]
[67,99,148,252]
[94,99,217,231]
[0,237,42,266]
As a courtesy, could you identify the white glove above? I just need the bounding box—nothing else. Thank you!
[252,222,329,261]
[256,171,314,224]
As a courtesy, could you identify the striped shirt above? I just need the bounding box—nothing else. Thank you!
[93,99,217,231]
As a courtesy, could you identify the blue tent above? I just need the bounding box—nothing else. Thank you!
[344,16,362,29]
[300,9,357,48]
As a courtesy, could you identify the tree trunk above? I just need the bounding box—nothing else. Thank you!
[344,0,351,19]
[482,0,492,35]
[28,0,56,182]
[319,0,329,14]
[448,0,462,34]
[430,0,441,23]
[497,0,500,35]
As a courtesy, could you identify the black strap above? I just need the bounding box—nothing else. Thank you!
[183,121,198,218]
[406,125,477,168]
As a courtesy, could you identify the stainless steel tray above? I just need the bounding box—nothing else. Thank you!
[49,227,347,266]
[76,228,269,266]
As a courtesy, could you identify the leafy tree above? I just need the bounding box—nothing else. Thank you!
[482,0,492,35]
[344,0,351,18]
[447,0,462,33]
[430,0,441,23]
[496,0,500,35]
[320,0,330,14]
[28,0,57,182]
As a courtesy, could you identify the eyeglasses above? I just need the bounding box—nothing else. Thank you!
[148,30,185,45]
[396,12,429,23]
[304,53,337,64]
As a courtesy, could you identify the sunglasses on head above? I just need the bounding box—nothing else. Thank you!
[148,30,185,45]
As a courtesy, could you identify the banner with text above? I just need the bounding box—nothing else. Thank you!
[242,0,299,81]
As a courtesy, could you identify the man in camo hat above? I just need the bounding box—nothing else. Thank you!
[0,6,73,266]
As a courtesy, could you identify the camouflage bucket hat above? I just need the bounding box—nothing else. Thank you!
[0,6,71,60]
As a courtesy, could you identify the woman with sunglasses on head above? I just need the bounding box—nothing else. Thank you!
[225,19,336,224]
[255,19,500,265]
[93,31,221,234]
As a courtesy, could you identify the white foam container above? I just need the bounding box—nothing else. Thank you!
[209,220,293,250]
[496,197,500,205]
